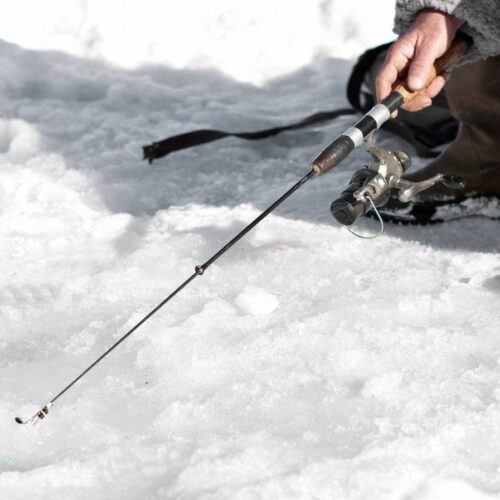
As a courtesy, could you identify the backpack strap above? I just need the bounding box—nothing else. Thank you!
[143,42,457,164]
[143,108,357,163]
[347,42,392,112]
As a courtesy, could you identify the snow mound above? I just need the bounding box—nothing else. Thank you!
[0,0,396,84]
[407,479,497,500]
[0,4,499,500]
[235,286,279,316]
[0,119,40,159]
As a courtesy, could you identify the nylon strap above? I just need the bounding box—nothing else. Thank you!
[142,107,442,164]
[142,108,357,163]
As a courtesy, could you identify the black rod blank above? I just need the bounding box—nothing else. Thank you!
[16,169,315,425]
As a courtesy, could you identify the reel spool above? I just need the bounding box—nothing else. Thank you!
[331,147,465,227]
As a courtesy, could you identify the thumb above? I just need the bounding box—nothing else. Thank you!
[407,43,439,91]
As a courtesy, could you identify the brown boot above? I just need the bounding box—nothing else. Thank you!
[406,54,500,197]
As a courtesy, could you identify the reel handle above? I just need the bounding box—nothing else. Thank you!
[441,174,466,189]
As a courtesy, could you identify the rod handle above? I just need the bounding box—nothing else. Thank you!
[392,32,471,105]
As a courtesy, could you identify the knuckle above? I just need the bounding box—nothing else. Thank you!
[398,39,416,58]
[375,73,391,90]
[410,59,430,74]
[386,44,399,59]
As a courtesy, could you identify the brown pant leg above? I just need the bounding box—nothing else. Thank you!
[441,55,500,191]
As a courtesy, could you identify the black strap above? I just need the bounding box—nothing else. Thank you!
[346,42,392,112]
[143,108,357,163]
[142,39,461,165]
[142,107,441,164]
[381,121,440,158]
[143,41,443,165]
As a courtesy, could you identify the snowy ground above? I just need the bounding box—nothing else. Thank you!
[1,2,500,500]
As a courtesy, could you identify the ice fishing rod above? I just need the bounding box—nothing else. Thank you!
[16,34,470,426]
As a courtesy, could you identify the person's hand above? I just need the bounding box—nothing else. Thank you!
[376,9,463,113]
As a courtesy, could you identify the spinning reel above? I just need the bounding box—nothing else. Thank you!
[331,147,465,227]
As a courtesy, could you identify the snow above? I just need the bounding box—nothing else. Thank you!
[408,479,498,500]
[0,0,397,85]
[235,286,279,316]
[1,2,500,500]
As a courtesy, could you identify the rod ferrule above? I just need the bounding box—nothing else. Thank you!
[366,104,391,129]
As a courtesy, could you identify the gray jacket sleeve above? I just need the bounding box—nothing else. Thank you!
[394,0,500,63]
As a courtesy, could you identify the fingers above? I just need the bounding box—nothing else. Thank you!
[375,61,398,104]
[400,73,449,111]
[376,30,451,114]
[406,41,439,91]
[402,95,432,112]
[376,37,450,113]
[425,73,449,98]
[375,9,459,114]
[376,40,414,103]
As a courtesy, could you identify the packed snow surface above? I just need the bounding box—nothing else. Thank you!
[0,0,397,85]
[1,2,500,500]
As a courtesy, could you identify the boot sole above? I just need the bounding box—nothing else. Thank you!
[367,193,500,225]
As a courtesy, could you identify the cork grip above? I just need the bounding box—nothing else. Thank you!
[393,32,471,104]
